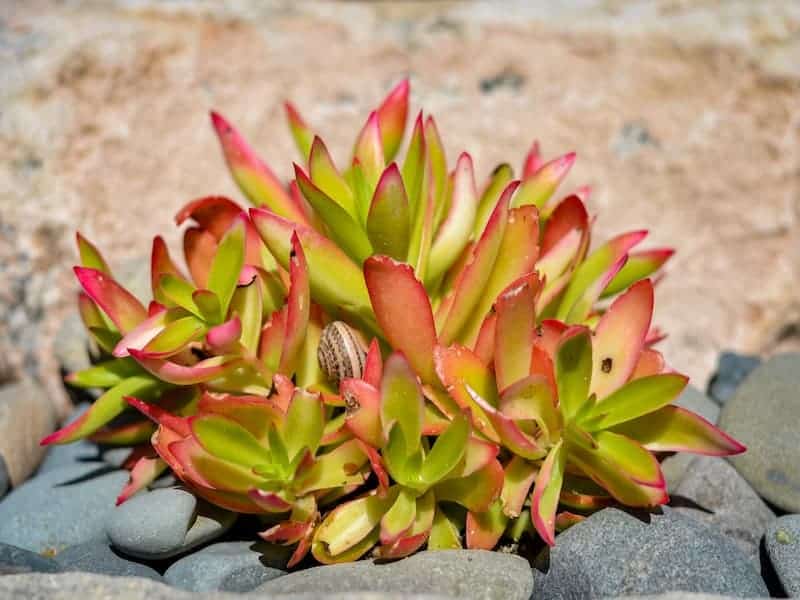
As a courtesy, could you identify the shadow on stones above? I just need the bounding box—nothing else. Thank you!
[668,494,713,513]
[55,464,117,486]
[760,537,788,598]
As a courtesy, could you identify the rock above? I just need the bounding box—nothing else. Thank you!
[708,352,761,405]
[0,542,63,575]
[660,386,720,491]
[0,572,451,600]
[764,515,800,597]
[52,311,92,378]
[257,549,533,600]
[673,456,775,564]
[719,354,800,512]
[533,507,767,598]
[0,454,8,499]
[674,385,720,424]
[54,541,161,581]
[107,487,236,560]
[0,462,127,554]
[163,541,287,592]
[0,379,56,487]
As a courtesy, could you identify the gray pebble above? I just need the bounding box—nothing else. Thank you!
[107,487,236,560]
[764,514,800,596]
[164,541,288,592]
[55,541,161,581]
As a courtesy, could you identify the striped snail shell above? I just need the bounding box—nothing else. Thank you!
[318,321,367,387]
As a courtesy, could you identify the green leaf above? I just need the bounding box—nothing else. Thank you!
[228,276,262,355]
[474,163,513,238]
[159,274,202,318]
[191,414,273,469]
[267,426,290,473]
[366,164,410,260]
[435,460,503,512]
[67,358,142,389]
[380,353,424,455]
[295,166,373,264]
[282,389,324,460]
[309,137,357,218]
[427,506,462,550]
[500,455,539,518]
[610,405,745,456]
[381,487,417,544]
[76,233,111,274]
[42,375,162,444]
[467,498,508,550]
[529,439,565,546]
[193,289,222,325]
[427,153,478,284]
[555,327,593,422]
[420,413,469,485]
[581,373,688,431]
[556,231,646,323]
[143,315,206,357]
[294,439,369,495]
[207,219,246,316]
[401,113,425,221]
[313,490,397,559]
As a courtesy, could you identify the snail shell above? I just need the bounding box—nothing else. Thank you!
[318,321,367,387]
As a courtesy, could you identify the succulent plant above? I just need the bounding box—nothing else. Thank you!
[44,80,744,564]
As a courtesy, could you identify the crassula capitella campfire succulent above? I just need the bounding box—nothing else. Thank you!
[44,79,744,566]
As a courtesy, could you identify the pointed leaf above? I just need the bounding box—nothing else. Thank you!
[438,181,516,344]
[66,358,142,389]
[353,111,384,187]
[592,430,664,487]
[250,208,374,329]
[380,487,417,545]
[380,353,424,453]
[401,111,425,220]
[41,375,161,445]
[229,275,262,355]
[76,233,111,274]
[129,350,242,385]
[364,256,437,383]
[428,506,462,550]
[284,101,314,160]
[501,456,538,517]
[555,326,593,422]
[603,249,674,297]
[420,413,469,485]
[366,164,410,260]
[376,79,409,161]
[494,276,538,392]
[151,236,189,304]
[191,413,272,468]
[530,440,565,546]
[75,267,147,334]
[435,459,503,512]
[513,152,575,209]
[117,456,167,505]
[142,315,207,358]
[206,317,241,353]
[208,217,246,316]
[313,490,396,560]
[611,405,745,455]
[434,345,500,442]
[210,111,306,223]
[183,227,217,289]
[427,152,478,283]
[474,163,514,239]
[590,279,654,400]
[279,232,311,375]
[282,388,324,459]
[341,378,382,448]
[467,499,507,550]
[294,438,369,495]
[582,373,688,431]
[295,164,372,263]
[556,230,647,322]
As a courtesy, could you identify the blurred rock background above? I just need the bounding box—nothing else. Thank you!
[1,0,798,412]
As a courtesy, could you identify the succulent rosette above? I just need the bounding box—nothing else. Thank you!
[42,80,743,565]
